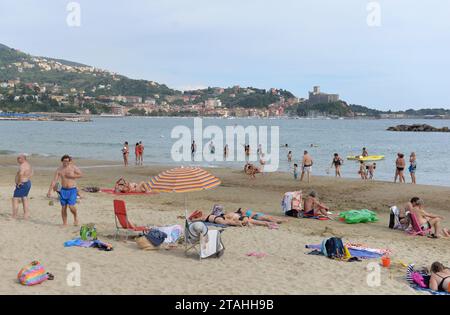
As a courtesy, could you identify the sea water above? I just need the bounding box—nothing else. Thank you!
[0,117,449,186]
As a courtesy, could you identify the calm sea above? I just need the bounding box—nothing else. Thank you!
[1,117,449,186]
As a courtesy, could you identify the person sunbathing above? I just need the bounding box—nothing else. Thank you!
[190,210,244,227]
[429,262,450,293]
[410,199,448,238]
[303,191,330,217]
[240,208,287,224]
[233,208,279,228]
[114,178,150,193]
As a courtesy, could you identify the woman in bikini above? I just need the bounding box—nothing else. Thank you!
[330,153,343,177]
[429,262,450,293]
[190,211,244,227]
[394,153,406,183]
[122,142,129,166]
[244,209,287,224]
[114,178,150,193]
[409,152,417,184]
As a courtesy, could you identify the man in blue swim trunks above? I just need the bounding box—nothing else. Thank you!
[12,154,33,219]
[47,155,83,226]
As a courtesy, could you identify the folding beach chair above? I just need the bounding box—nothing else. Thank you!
[113,200,148,241]
[184,211,225,260]
[407,211,432,236]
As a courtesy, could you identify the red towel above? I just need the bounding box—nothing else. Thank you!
[100,189,157,195]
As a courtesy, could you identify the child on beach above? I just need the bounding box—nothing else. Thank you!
[367,163,376,179]
[293,164,299,180]
[358,160,367,180]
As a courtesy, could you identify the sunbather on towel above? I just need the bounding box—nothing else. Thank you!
[430,262,450,293]
[233,209,280,227]
[190,211,244,227]
[303,191,330,217]
[411,199,448,238]
[241,208,287,224]
[114,178,150,193]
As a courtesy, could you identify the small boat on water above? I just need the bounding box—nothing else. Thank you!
[347,155,385,162]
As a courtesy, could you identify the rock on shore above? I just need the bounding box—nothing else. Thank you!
[387,124,450,132]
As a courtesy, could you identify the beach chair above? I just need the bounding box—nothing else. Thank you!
[184,211,225,260]
[113,200,148,241]
[407,211,432,236]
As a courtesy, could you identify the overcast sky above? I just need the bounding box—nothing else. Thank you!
[1,0,449,110]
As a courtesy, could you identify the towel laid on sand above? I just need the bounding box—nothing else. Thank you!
[64,238,113,251]
[100,189,157,195]
[305,244,383,259]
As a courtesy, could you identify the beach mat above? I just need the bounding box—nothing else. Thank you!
[100,189,158,196]
[306,244,383,259]
[411,285,450,295]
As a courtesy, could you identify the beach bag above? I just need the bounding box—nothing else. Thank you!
[321,237,345,259]
[18,261,52,286]
[135,235,158,251]
[80,224,97,241]
[145,229,168,247]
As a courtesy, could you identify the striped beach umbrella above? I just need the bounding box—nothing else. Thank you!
[146,167,221,212]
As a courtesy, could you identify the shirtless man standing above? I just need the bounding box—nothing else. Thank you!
[300,150,313,183]
[12,154,33,219]
[47,155,82,226]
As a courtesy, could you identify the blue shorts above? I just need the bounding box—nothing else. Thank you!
[59,187,78,206]
[13,181,31,198]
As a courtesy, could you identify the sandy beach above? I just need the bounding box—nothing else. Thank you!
[0,155,449,295]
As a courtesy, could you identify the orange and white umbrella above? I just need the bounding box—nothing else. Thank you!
[146,167,221,212]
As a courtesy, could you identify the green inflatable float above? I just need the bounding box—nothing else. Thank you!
[339,209,378,224]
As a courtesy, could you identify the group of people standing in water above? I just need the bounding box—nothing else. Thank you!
[121,141,144,166]
[287,147,418,184]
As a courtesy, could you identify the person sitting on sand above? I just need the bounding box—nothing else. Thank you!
[410,199,449,238]
[303,191,330,217]
[429,262,450,293]
[244,162,260,179]
[114,178,150,193]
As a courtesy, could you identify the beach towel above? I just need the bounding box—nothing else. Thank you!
[154,225,183,244]
[299,212,330,220]
[204,222,228,228]
[100,189,157,196]
[64,238,113,251]
[200,229,224,259]
[306,244,383,259]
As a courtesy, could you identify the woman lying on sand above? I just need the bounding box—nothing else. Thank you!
[233,209,280,228]
[190,211,245,227]
[114,178,150,193]
[236,208,287,224]
[430,262,450,293]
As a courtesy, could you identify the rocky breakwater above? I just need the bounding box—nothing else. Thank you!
[387,124,449,132]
